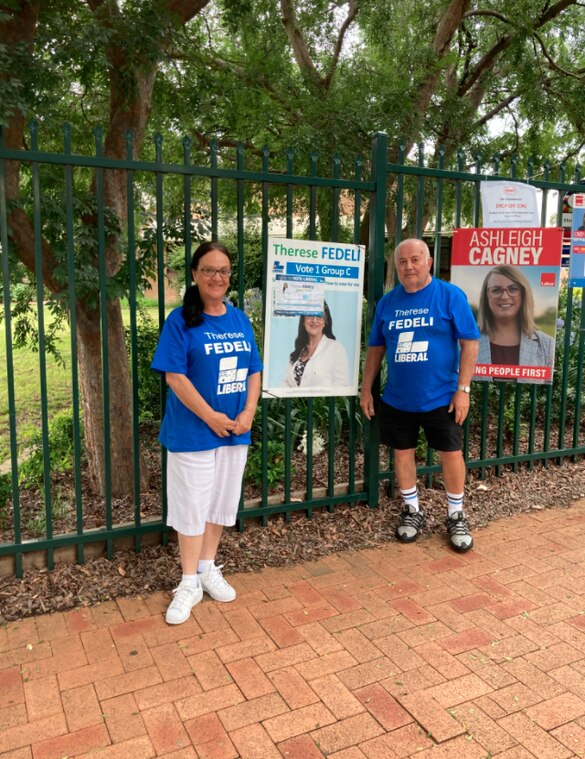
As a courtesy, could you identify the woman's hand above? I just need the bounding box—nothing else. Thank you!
[233,407,256,436]
[233,373,261,436]
[204,410,237,438]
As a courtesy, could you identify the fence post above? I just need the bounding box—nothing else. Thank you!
[363,132,387,508]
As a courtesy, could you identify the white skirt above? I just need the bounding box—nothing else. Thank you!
[166,445,249,536]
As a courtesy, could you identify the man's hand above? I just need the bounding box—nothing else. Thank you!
[360,390,376,420]
[360,346,386,420]
[449,391,470,425]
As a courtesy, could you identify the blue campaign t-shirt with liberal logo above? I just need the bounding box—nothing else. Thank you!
[368,277,479,412]
[151,304,263,452]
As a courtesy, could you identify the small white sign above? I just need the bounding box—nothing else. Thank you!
[480,181,540,228]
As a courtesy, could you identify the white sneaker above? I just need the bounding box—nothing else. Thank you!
[198,564,236,603]
[165,580,203,624]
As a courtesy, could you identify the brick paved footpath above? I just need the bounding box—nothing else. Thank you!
[2,503,585,758]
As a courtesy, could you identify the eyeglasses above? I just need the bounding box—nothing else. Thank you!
[197,266,231,279]
[487,284,522,297]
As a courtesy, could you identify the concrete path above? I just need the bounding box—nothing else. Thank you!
[2,502,585,758]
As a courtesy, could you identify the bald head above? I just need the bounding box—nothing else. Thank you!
[394,238,433,293]
[394,238,431,264]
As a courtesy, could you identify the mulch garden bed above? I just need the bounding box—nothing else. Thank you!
[2,455,585,623]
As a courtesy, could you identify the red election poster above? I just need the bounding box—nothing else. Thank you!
[451,227,563,384]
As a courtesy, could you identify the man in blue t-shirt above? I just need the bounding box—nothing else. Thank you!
[361,238,479,552]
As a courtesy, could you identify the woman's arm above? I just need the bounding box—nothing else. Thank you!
[233,371,261,435]
[333,341,350,386]
[282,360,296,387]
[165,372,236,438]
[543,331,556,368]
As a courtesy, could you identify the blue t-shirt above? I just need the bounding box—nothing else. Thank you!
[151,304,263,452]
[368,277,479,412]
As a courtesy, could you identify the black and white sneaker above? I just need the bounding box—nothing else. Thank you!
[396,506,425,543]
[445,511,473,552]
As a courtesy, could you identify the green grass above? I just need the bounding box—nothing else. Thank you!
[0,303,162,464]
[0,333,73,463]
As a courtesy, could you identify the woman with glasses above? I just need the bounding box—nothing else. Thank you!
[282,301,350,390]
[151,241,262,624]
[477,265,555,380]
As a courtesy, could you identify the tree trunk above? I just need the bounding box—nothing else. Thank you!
[2,0,211,499]
[76,300,148,497]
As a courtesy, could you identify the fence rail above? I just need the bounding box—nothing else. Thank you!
[1,126,583,576]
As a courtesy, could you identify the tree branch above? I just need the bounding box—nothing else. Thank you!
[463,9,512,24]
[532,29,585,78]
[0,1,63,290]
[537,0,580,25]
[83,0,211,234]
[180,50,303,123]
[168,0,213,24]
[474,90,522,128]
[323,0,359,89]
[280,0,321,86]
[458,0,581,97]
[414,0,472,114]
[457,36,511,97]
[408,0,471,146]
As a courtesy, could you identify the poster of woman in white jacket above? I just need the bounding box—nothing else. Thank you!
[282,302,350,389]
[262,237,365,398]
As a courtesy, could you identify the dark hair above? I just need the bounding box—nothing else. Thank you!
[289,301,336,363]
[182,241,231,327]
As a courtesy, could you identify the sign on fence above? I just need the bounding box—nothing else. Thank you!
[451,227,563,383]
[569,194,585,288]
[262,237,365,397]
[480,180,540,227]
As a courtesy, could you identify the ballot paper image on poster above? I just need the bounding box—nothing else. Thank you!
[450,227,562,384]
[263,237,365,397]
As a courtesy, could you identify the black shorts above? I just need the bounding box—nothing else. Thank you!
[379,401,463,452]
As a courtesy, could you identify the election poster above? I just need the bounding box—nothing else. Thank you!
[568,194,585,288]
[480,181,540,228]
[262,237,365,398]
[451,227,562,383]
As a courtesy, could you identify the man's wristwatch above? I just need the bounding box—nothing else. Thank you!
[457,384,471,393]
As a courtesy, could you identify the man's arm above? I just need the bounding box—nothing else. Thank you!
[448,338,479,424]
[360,345,386,419]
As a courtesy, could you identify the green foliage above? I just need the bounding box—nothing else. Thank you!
[2,187,131,361]
[0,472,11,528]
[245,438,286,488]
[18,410,82,492]
[256,393,364,455]
[141,209,212,286]
[124,313,162,423]
[226,234,265,294]
[551,285,583,420]
[2,281,69,366]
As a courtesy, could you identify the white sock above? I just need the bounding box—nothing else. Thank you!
[400,486,419,512]
[181,573,199,587]
[447,491,464,517]
[197,559,214,575]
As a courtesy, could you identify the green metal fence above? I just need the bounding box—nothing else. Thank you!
[0,126,583,576]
